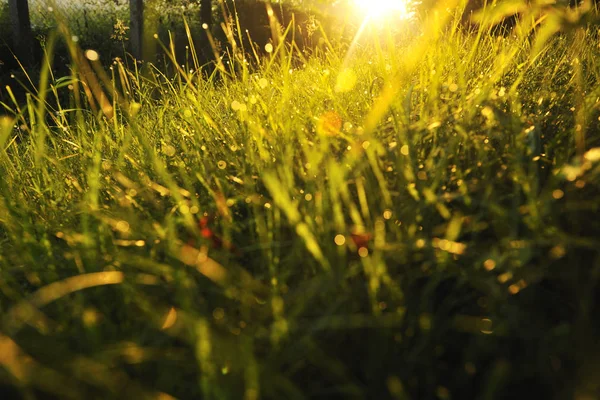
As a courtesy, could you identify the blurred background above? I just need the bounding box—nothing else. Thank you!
[0,0,342,102]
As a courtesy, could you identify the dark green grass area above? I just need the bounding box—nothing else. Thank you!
[1,2,600,399]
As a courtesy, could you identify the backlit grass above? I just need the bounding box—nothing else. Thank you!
[1,1,600,398]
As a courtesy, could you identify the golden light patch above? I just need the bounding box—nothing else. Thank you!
[0,116,13,131]
[161,307,178,330]
[584,147,600,163]
[179,244,227,284]
[335,68,357,93]
[317,111,342,136]
[129,102,141,117]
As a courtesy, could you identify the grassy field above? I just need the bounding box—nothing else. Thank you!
[1,1,600,398]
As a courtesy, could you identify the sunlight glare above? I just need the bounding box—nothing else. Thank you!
[354,0,414,20]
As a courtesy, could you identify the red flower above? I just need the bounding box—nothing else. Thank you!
[350,231,372,249]
[197,214,240,256]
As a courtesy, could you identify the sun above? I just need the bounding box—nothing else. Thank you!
[353,0,415,20]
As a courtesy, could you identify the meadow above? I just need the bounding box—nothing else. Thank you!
[1,0,600,398]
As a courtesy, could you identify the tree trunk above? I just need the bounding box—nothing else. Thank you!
[199,0,213,63]
[200,0,212,28]
[129,0,144,60]
[8,0,33,65]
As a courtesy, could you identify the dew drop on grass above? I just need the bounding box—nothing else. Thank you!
[483,259,496,271]
[265,43,274,53]
[400,145,409,156]
[85,49,99,61]
[358,247,369,257]
[217,160,227,169]
[497,272,512,283]
[334,234,346,246]
[480,318,493,334]
[552,189,564,200]
[115,220,130,233]
[258,78,268,89]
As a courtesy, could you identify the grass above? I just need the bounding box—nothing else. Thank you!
[1,1,600,398]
